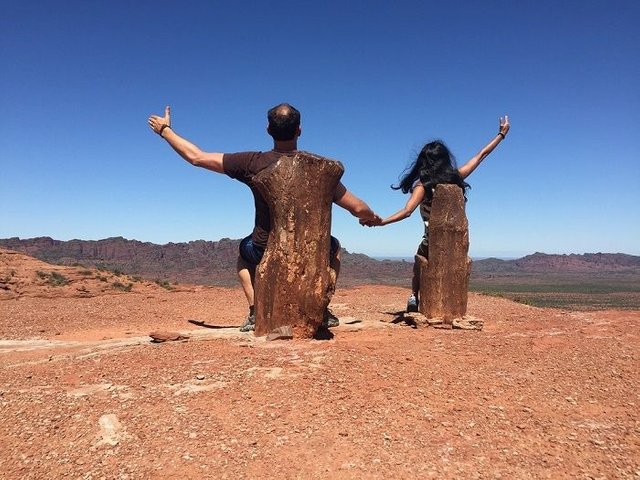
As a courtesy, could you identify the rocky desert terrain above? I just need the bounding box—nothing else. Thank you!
[1,248,638,479]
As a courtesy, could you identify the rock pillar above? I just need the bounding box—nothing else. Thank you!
[252,152,344,337]
[417,184,472,323]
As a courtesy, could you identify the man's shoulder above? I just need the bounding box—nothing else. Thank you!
[223,150,284,180]
[223,150,261,161]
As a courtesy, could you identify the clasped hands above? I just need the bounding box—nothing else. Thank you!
[360,214,382,227]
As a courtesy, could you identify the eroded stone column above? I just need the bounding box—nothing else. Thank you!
[418,184,472,323]
[252,152,344,337]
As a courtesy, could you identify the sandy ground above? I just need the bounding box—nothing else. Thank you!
[1,281,639,480]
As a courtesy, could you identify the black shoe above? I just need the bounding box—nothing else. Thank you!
[239,313,255,332]
[321,308,340,328]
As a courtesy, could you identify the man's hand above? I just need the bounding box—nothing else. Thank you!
[499,115,510,137]
[359,214,382,227]
[148,106,171,136]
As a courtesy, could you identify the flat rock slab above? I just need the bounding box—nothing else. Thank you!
[400,312,484,331]
[149,331,189,343]
[265,325,293,341]
[452,316,484,330]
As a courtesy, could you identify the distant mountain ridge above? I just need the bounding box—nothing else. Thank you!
[1,237,638,286]
[473,252,640,274]
[0,237,413,286]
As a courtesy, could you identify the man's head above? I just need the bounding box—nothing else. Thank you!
[267,103,301,141]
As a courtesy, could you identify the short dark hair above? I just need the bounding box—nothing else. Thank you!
[267,103,301,141]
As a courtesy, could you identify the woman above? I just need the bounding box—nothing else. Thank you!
[364,116,510,311]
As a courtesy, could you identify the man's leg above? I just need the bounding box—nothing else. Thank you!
[237,255,255,307]
[237,255,256,331]
[237,235,263,332]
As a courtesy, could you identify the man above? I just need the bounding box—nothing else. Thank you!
[148,103,381,331]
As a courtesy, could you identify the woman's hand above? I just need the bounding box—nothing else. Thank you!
[360,216,382,227]
[148,106,172,136]
[499,115,510,137]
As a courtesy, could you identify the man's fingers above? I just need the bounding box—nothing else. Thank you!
[165,105,171,119]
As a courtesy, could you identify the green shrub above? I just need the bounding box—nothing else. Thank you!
[35,270,68,286]
[47,272,69,286]
[111,281,133,292]
[154,279,173,290]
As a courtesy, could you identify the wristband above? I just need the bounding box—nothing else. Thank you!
[498,132,505,139]
[159,124,171,137]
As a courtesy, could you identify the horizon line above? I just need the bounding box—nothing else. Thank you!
[1,235,638,260]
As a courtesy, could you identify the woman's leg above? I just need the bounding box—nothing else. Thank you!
[411,259,420,297]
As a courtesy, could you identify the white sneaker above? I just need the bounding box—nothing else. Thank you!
[406,294,418,312]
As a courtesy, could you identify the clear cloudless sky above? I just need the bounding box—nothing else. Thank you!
[1,0,639,258]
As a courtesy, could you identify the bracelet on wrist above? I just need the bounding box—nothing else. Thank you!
[498,132,505,139]
[159,124,172,137]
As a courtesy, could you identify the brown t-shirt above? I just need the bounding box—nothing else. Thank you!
[223,150,296,247]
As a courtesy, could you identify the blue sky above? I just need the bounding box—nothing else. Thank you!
[1,0,638,258]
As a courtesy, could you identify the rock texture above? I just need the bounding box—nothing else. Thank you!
[1,269,639,479]
[252,152,344,337]
[418,184,472,322]
[0,247,194,300]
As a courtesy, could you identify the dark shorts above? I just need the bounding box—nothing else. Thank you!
[239,235,341,266]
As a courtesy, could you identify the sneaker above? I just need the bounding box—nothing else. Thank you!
[321,308,340,328]
[406,294,419,312]
[239,313,255,332]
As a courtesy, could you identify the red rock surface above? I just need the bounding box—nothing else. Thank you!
[1,250,639,478]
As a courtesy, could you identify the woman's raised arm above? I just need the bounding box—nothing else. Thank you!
[457,115,510,179]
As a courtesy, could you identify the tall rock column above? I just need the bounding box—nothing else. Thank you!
[416,184,472,323]
[252,152,344,337]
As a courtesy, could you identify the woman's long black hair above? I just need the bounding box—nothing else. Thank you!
[392,140,469,203]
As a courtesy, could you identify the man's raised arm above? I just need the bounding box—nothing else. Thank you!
[148,106,224,173]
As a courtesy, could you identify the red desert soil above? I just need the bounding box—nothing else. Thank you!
[0,248,638,479]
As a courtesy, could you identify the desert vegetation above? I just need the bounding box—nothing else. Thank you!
[35,270,69,287]
[470,274,640,310]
